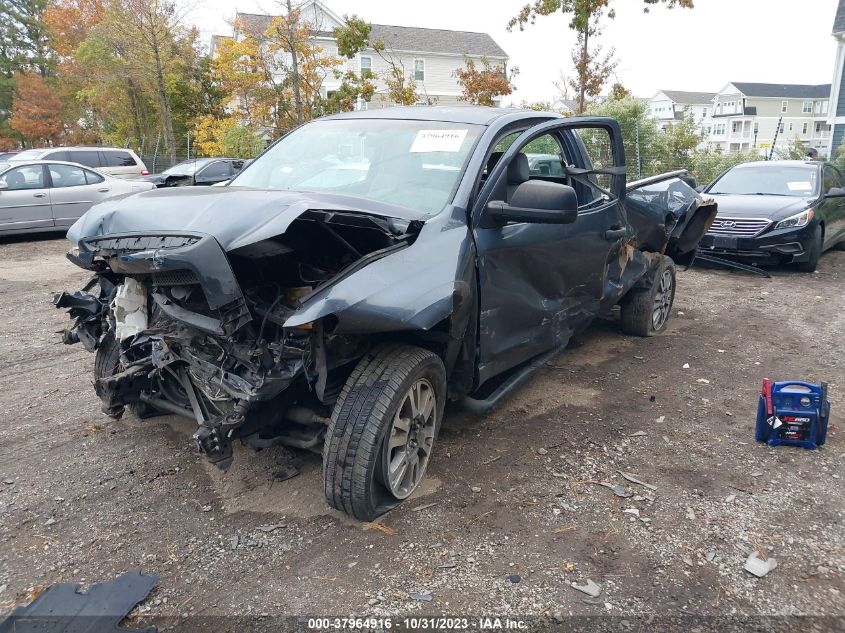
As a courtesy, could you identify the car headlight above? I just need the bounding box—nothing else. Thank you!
[774,208,814,230]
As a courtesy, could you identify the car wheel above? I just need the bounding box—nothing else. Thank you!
[795,224,822,272]
[323,344,446,521]
[94,332,151,418]
[620,256,676,337]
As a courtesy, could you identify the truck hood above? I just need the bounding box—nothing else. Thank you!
[67,186,428,251]
[708,194,814,221]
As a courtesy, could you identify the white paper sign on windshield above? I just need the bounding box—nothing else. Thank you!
[410,129,468,153]
[787,181,812,191]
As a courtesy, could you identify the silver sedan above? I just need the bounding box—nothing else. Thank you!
[0,160,155,236]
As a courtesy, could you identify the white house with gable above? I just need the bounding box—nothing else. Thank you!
[212,0,509,112]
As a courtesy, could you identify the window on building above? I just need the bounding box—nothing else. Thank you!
[816,122,823,133]
[802,101,813,113]
[815,100,822,113]
[781,101,788,113]
[360,55,372,75]
[703,108,708,117]
[779,122,784,134]
[414,58,425,81]
[713,123,725,135]
[788,123,793,132]
[823,100,829,114]
[732,121,740,133]
[802,122,809,135]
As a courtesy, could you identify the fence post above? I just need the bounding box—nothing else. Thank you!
[634,120,641,180]
[152,132,161,173]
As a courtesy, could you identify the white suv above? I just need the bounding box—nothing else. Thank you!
[10,147,148,179]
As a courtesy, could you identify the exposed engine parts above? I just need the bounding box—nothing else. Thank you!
[56,210,419,468]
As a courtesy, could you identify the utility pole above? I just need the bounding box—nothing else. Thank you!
[768,116,783,161]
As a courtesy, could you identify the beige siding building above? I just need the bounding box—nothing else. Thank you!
[214,1,508,113]
[708,82,831,157]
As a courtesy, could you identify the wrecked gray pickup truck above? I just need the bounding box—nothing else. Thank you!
[55,107,716,520]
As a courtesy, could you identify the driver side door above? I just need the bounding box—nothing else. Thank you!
[471,118,627,385]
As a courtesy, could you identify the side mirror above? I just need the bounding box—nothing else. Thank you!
[484,180,578,226]
[826,187,845,198]
[0,181,7,191]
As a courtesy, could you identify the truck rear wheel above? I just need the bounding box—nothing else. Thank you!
[323,344,446,521]
[620,256,676,337]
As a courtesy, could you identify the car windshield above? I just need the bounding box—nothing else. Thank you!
[709,165,819,197]
[10,149,45,161]
[163,159,211,176]
[231,119,484,214]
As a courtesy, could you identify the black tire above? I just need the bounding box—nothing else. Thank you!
[94,333,151,418]
[795,224,822,273]
[323,344,446,521]
[620,256,676,337]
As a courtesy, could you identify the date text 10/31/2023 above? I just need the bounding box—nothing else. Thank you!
[306,617,529,630]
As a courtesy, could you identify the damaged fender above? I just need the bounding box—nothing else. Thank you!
[285,213,475,334]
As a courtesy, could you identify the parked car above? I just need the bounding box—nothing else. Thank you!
[54,106,715,520]
[10,147,148,179]
[0,151,20,161]
[0,160,155,235]
[137,158,250,188]
[699,160,845,272]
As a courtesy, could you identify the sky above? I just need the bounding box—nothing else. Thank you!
[191,0,840,105]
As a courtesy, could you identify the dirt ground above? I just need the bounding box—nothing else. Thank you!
[1,234,844,629]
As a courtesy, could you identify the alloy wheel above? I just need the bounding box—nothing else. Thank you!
[652,269,673,331]
[383,378,437,499]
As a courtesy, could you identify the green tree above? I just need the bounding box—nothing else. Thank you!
[0,0,55,144]
[685,147,760,185]
[584,96,663,177]
[222,124,264,158]
[660,110,703,170]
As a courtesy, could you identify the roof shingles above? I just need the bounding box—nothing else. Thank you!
[659,90,717,105]
[730,82,831,99]
[834,0,845,34]
[233,12,507,58]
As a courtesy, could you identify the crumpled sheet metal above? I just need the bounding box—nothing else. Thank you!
[0,568,158,633]
[284,217,474,334]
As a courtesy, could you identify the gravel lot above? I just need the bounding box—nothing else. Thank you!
[1,234,844,629]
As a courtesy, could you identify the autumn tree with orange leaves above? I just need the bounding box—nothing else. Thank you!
[455,56,518,107]
[509,0,694,113]
[9,71,63,143]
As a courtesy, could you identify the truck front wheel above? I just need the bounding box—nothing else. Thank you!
[323,344,446,520]
[620,256,676,337]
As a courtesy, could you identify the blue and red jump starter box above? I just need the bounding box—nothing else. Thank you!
[755,379,831,450]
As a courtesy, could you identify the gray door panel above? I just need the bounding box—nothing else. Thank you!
[0,165,53,231]
[48,164,112,226]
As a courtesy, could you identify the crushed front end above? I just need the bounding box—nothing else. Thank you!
[56,210,419,469]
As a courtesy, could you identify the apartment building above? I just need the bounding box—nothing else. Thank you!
[646,90,716,135]
[708,82,831,157]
